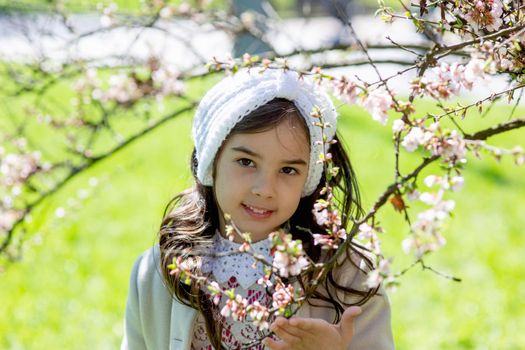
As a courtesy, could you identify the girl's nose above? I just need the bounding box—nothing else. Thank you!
[251,173,276,198]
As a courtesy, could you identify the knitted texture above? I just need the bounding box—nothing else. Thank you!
[201,231,272,289]
[192,69,338,196]
[194,231,275,349]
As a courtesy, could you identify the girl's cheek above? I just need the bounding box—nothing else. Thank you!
[218,161,245,177]
[280,175,307,192]
[232,166,255,177]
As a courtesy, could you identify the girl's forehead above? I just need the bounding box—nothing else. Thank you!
[227,123,310,158]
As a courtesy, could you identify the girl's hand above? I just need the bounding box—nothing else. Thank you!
[263,306,362,350]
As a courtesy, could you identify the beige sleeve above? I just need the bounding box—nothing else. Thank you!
[347,285,394,350]
[342,256,395,350]
[308,252,395,349]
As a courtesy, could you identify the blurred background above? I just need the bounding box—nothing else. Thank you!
[0,1,524,349]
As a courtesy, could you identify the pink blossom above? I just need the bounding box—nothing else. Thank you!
[331,76,358,104]
[423,175,439,188]
[413,59,489,99]
[361,87,393,125]
[512,146,524,165]
[312,204,341,228]
[272,283,295,312]
[365,258,392,289]
[0,208,23,231]
[98,2,118,28]
[270,232,310,277]
[224,223,235,241]
[366,269,381,289]
[257,276,273,288]
[450,176,465,192]
[499,58,513,71]
[273,250,308,277]
[429,63,462,97]
[402,229,447,258]
[221,294,248,321]
[159,6,177,19]
[420,197,455,220]
[357,223,375,241]
[55,207,66,218]
[207,281,221,294]
[404,189,456,258]
[392,119,405,133]
[238,242,250,252]
[104,74,143,104]
[406,189,420,201]
[438,130,467,164]
[448,62,465,85]
[423,174,464,192]
[464,58,487,88]
[313,200,329,212]
[312,233,339,249]
[0,151,42,186]
[462,0,504,32]
[247,301,270,330]
[334,227,346,240]
[152,66,185,96]
[220,302,232,317]
[313,208,329,226]
[419,191,441,206]
[73,68,99,92]
[357,223,383,254]
[177,3,192,15]
[401,127,426,152]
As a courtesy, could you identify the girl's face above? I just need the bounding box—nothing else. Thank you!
[214,119,310,242]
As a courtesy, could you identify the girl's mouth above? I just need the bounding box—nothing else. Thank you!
[242,203,274,219]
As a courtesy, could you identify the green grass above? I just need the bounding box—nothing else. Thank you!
[1,73,524,349]
[0,0,398,15]
[0,0,297,14]
[341,101,525,349]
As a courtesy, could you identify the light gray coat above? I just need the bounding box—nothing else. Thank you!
[121,246,395,350]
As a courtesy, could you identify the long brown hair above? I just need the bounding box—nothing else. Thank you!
[159,98,376,349]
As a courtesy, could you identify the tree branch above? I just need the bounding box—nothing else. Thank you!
[464,118,525,140]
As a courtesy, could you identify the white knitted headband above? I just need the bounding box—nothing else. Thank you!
[192,69,338,197]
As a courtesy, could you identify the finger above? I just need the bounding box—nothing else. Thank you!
[271,316,289,328]
[271,323,302,345]
[263,337,287,350]
[339,306,362,341]
[273,320,309,338]
[288,316,318,331]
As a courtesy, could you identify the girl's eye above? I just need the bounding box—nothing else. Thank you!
[237,158,254,167]
[281,167,298,175]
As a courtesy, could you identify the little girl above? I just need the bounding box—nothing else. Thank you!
[121,69,394,350]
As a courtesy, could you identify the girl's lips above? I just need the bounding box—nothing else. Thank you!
[242,203,274,219]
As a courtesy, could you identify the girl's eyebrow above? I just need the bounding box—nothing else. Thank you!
[231,146,308,166]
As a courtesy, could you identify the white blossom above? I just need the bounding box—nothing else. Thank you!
[0,208,22,231]
[392,119,405,133]
[450,176,465,192]
[55,207,66,218]
[361,87,393,125]
[401,127,425,152]
[313,208,329,226]
[464,58,487,88]
[273,250,309,277]
[365,259,392,289]
[424,175,439,188]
